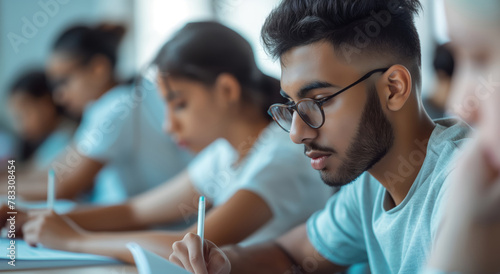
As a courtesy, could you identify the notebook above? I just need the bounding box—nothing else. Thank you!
[0,239,121,270]
[127,242,190,274]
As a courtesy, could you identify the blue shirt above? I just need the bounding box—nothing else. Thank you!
[307,119,470,274]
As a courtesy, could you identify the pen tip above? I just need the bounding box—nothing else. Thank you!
[200,196,205,202]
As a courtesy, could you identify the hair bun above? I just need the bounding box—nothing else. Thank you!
[95,23,127,44]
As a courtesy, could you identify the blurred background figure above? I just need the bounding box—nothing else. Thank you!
[423,43,455,119]
[0,22,193,205]
[8,69,77,171]
[428,0,500,273]
[43,23,192,204]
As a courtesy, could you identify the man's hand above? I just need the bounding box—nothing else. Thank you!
[169,233,231,274]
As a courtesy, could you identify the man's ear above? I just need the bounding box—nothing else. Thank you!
[214,73,242,106]
[379,65,413,112]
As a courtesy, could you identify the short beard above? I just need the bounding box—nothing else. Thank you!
[321,86,395,187]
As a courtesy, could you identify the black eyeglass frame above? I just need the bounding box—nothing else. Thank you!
[268,67,390,133]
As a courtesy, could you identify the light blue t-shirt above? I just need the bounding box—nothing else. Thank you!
[73,81,192,204]
[33,118,76,171]
[188,123,333,246]
[307,119,470,274]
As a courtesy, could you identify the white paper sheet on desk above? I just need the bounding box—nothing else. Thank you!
[127,242,190,274]
[0,239,121,270]
[0,198,76,213]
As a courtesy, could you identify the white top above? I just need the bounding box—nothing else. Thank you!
[188,123,333,246]
[74,82,192,204]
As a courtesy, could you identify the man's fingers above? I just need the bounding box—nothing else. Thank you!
[206,251,229,274]
[172,240,196,273]
[169,253,187,270]
[204,240,230,274]
[184,233,208,274]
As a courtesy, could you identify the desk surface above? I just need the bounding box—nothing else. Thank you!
[7,264,137,273]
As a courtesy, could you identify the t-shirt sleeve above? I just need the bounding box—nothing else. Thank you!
[237,144,327,220]
[186,139,226,198]
[73,91,134,162]
[306,183,368,266]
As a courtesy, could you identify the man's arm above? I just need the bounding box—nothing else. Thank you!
[169,224,347,274]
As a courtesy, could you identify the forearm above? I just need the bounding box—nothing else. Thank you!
[1,171,50,201]
[71,231,184,264]
[64,203,147,232]
[223,242,297,274]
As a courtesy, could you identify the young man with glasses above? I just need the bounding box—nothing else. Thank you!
[169,0,470,273]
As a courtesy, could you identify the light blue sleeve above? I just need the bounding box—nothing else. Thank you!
[73,89,134,162]
[306,183,368,267]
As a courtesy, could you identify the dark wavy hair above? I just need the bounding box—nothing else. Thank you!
[262,0,423,88]
[154,21,283,121]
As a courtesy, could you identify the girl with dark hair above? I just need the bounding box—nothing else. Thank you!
[13,23,192,203]
[8,69,76,170]
[14,22,331,263]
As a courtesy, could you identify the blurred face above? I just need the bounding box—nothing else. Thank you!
[157,76,229,153]
[47,53,108,116]
[9,92,57,142]
[445,1,500,168]
[280,42,394,187]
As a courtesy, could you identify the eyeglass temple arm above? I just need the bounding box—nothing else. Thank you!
[319,68,390,104]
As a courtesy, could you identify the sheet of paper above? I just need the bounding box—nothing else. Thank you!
[127,242,191,274]
[0,198,77,213]
[0,239,121,270]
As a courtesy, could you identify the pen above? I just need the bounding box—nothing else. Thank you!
[197,196,206,245]
[47,169,55,211]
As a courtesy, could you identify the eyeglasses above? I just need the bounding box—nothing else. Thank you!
[268,68,389,133]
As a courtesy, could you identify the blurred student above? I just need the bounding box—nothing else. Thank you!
[3,22,331,263]
[15,24,192,203]
[9,70,76,170]
[427,0,500,273]
[167,1,473,273]
[1,70,76,185]
[423,43,455,119]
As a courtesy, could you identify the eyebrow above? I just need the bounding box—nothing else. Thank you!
[297,81,339,99]
[280,81,340,100]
